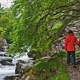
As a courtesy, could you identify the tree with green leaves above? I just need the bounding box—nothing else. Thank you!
[0,3,5,17]
[8,0,80,57]
[0,7,15,43]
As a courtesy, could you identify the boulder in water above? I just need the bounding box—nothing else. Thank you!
[4,74,19,80]
[0,57,13,65]
[15,60,32,78]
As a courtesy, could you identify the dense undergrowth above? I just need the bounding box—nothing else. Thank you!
[25,51,70,80]
[25,50,80,80]
[34,61,69,80]
[26,60,69,80]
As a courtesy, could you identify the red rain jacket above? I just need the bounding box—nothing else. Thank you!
[65,33,80,51]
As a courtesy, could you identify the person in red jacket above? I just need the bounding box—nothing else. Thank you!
[65,30,80,68]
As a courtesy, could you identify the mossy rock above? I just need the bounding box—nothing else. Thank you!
[48,57,58,62]
[0,38,7,46]
[78,31,80,36]
[48,57,61,63]
[26,67,57,80]
[22,60,69,80]
[26,67,32,72]
[0,42,4,45]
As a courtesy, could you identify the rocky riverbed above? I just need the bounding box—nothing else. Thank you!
[0,51,33,80]
[0,51,15,80]
[0,38,34,80]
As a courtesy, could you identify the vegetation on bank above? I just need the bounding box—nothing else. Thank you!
[34,61,69,80]
[24,51,69,80]
[24,50,80,80]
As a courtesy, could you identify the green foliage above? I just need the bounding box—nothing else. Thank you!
[53,50,67,58]
[33,52,42,59]
[75,52,80,56]
[4,0,80,57]
[78,31,80,36]
[26,67,32,72]
[33,60,69,80]
[34,61,54,69]
[0,27,5,38]
[52,22,63,30]
[0,3,5,17]
[49,61,69,80]
[0,8,15,43]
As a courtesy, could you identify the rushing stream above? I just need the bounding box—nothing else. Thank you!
[0,51,32,80]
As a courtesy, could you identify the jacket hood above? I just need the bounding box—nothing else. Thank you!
[67,33,74,36]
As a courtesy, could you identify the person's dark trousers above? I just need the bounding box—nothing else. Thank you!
[67,51,75,65]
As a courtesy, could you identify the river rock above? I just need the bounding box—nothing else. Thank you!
[0,45,9,51]
[4,74,19,80]
[76,54,80,64]
[0,38,9,51]
[27,50,36,58]
[0,51,7,56]
[0,38,7,46]
[1,61,14,65]
[0,56,12,65]
[22,69,38,80]
[24,75,38,80]
[15,60,31,77]
[27,50,42,60]
[0,46,5,51]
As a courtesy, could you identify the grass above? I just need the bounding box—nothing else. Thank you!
[53,50,67,58]
[34,61,54,69]
[49,61,69,80]
[33,60,69,80]
[53,50,80,58]
[28,50,80,80]
[75,51,80,56]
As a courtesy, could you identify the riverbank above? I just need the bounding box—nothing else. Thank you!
[22,51,80,80]
[18,51,70,80]
[3,50,80,80]
[3,51,68,80]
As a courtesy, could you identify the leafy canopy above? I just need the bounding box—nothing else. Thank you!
[7,0,80,57]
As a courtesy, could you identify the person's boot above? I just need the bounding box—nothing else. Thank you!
[73,64,76,68]
[67,64,70,66]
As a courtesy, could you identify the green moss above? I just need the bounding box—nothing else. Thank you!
[33,52,42,60]
[27,58,69,80]
[53,50,80,58]
[26,67,32,72]
[33,60,69,80]
[53,50,67,58]
[49,61,69,80]
[34,61,54,69]
[50,73,69,80]
[32,68,39,75]
[78,31,80,36]
[0,42,4,45]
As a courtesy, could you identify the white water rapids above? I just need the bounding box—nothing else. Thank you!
[0,51,32,80]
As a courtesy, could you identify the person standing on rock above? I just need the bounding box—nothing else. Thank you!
[65,30,80,68]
